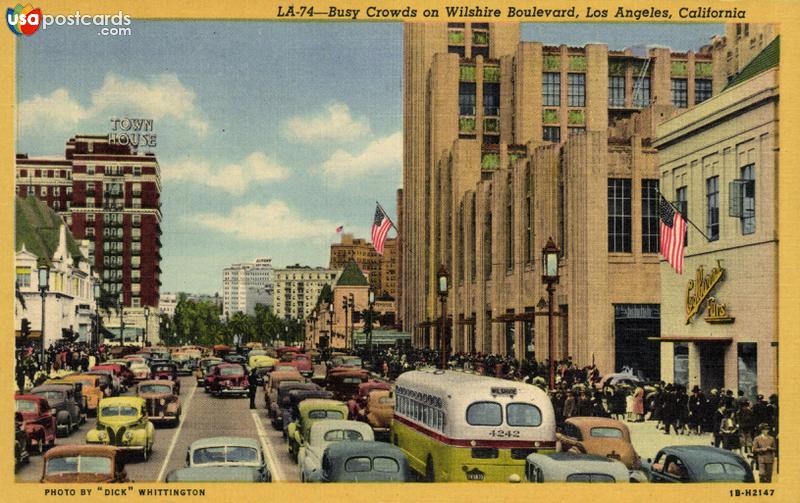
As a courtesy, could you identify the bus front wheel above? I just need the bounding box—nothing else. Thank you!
[425,456,435,482]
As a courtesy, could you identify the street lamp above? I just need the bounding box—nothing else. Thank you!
[93,283,101,352]
[541,237,560,390]
[38,264,49,368]
[328,302,334,349]
[118,293,125,345]
[437,264,449,370]
[348,293,354,351]
[309,310,318,349]
[143,306,150,347]
[367,290,375,360]
[285,325,289,346]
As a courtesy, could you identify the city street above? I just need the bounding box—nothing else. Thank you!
[16,376,299,483]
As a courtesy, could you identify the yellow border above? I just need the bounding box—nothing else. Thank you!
[1,0,797,501]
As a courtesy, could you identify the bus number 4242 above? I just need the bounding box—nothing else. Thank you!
[488,429,521,438]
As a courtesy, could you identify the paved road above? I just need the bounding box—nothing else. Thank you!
[15,375,300,482]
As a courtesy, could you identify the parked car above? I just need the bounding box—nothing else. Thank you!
[299,419,374,482]
[85,397,155,461]
[185,437,270,480]
[15,412,31,468]
[43,379,89,422]
[41,445,129,483]
[56,374,104,416]
[525,452,631,483]
[326,368,370,401]
[269,382,321,429]
[207,363,249,397]
[264,370,304,408]
[327,355,362,372]
[30,385,82,437]
[282,389,335,436]
[195,357,222,385]
[14,395,57,454]
[642,445,754,483]
[166,465,269,483]
[276,346,303,359]
[287,399,349,462]
[321,441,411,482]
[556,417,641,469]
[137,380,181,427]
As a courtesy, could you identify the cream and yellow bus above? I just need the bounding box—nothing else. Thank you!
[391,369,556,482]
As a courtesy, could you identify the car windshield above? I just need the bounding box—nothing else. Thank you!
[35,391,64,403]
[506,403,542,427]
[377,397,395,405]
[342,377,362,384]
[101,405,139,417]
[704,462,747,479]
[276,366,295,372]
[193,446,258,465]
[590,427,623,438]
[154,366,173,373]
[309,410,344,420]
[140,385,172,394]
[221,367,243,376]
[46,456,112,475]
[323,429,365,442]
[15,400,37,412]
[466,401,502,426]
[343,358,362,366]
[294,356,308,361]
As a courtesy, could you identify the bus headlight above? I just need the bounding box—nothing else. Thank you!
[508,474,521,483]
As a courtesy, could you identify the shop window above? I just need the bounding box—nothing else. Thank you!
[608,178,632,253]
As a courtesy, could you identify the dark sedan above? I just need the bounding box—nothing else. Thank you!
[642,445,754,483]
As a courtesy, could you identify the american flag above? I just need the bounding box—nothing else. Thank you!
[659,196,687,274]
[335,226,343,233]
[371,204,394,255]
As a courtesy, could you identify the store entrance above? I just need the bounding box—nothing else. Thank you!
[614,304,661,381]
[699,343,726,391]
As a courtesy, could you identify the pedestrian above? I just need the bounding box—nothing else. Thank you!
[752,423,776,483]
[712,403,726,448]
[248,368,258,410]
[720,410,741,453]
[563,390,578,419]
[633,385,645,422]
[737,400,755,454]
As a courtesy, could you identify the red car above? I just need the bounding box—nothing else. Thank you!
[90,364,127,393]
[207,363,249,397]
[347,381,392,419]
[14,395,57,454]
[289,353,313,377]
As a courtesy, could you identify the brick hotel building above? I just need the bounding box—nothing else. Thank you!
[15,135,162,341]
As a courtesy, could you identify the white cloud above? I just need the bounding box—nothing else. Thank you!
[18,72,209,136]
[162,152,290,195]
[192,201,336,242]
[285,102,371,143]
[321,131,402,182]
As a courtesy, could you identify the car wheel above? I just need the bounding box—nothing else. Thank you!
[142,443,151,461]
[425,456,435,482]
[36,436,45,455]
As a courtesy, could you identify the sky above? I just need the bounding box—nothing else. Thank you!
[16,21,724,295]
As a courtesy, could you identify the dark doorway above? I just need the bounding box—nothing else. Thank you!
[614,304,660,381]
[699,343,726,392]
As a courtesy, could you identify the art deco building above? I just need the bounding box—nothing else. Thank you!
[329,233,398,298]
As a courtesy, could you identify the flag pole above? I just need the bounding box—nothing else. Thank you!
[655,189,713,243]
[376,201,398,231]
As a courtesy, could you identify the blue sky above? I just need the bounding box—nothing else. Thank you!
[16,21,723,295]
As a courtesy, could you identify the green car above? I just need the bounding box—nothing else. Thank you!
[85,397,155,461]
[286,399,348,463]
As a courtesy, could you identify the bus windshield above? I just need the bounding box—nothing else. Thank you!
[466,401,502,426]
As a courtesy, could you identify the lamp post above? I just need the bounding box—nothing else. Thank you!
[143,306,150,347]
[541,237,560,390]
[328,302,334,349]
[367,290,375,360]
[285,325,289,346]
[93,283,101,352]
[437,264,449,370]
[348,293,354,351]
[341,296,348,350]
[118,293,125,345]
[38,264,49,368]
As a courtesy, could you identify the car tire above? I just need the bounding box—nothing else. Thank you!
[36,435,45,455]
[425,456,435,482]
[142,443,151,461]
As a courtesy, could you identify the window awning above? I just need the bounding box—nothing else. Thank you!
[648,336,733,344]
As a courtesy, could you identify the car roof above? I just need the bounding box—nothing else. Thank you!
[138,380,175,387]
[298,399,346,412]
[310,420,374,443]
[31,385,67,393]
[44,445,118,460]
[15,394,48,404]
[99,396,145,407]
[189,437,261,450]
[166,466,262,482]
[325,441,404,458]
[566,417,630,430]
[526,452,630,479]
[659,445,745,464]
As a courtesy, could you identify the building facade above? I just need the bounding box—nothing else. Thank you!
[15,135,162,341]
[400,22,730,377]
[305,261,370,350]
[222,257,274,317]
[329,233,398,298]
[273,265,339,321]
[15,196,99,347]
[159,292,178,318]
[653,39,778,397]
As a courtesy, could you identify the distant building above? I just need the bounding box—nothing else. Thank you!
[306,261,369,350]
[329,233,398,298]
[711,23,779,86]
[273,264,339,321]
[159,292,178,318]
[222,257,273,317]
[15,196,99,347]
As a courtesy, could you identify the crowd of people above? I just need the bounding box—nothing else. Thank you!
[14,340,106,392]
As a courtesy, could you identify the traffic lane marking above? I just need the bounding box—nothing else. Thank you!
[156,381,198,481]
[251,409,285,481]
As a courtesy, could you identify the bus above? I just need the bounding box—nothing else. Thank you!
[391,369,556,482]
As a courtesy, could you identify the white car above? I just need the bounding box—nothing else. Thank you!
[298,420,373,482]
[130,363,151,381]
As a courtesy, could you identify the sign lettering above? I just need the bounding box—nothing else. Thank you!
[685,260,725,324]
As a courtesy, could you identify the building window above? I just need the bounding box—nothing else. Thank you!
[53,186,60,197]
[525,166,533,264]
[542,73,560,107]
[706,176,720,241]
[608,76,625,107]
[87,213,95,224]
[40,186,47,196]
[483,82,500,116]
[131,297,141,308]
[16,267,31,288]
[27,186,35,197]
[449,45,465,57]
[568,127,584,136]
[543,126,560,143]
[567,73,585,107]
[132,228,141,241]
[133,166,142,176]
[737,342,758,399]
[86,197,95,208]
[87,165,95,175]
[740,164,756,234]
[671,79,688,108]
[608,178,632,253]
[676,186,688,246]
[674,343,689,387]
[642,180,660,253]
[505,176,514,272]
[471,46,489,58]
[459,82,476,116]
[695,79,712,104]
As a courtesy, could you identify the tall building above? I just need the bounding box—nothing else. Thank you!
[711,23,779,86]
[329,233,398,297]
[15,135,162,341]
[654,37,779,397]
[400,22,728,377]
[222,257,273,317]
[273,265,339,321]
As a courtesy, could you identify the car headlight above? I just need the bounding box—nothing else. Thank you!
[124,431,133,440]
[160,398,166,405]
[98,432,107,440]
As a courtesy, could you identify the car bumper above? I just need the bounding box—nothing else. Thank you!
[217,387,248,394]
[148,414,179,423]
